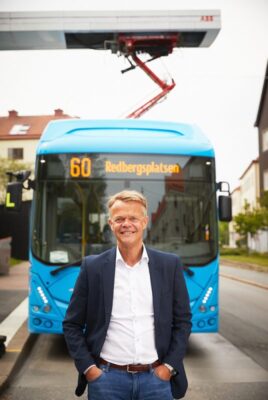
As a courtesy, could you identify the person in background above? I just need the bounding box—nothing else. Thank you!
[63,190,192,400]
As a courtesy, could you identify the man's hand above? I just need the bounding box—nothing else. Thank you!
[85,366,103,382]
[154,364,172,381]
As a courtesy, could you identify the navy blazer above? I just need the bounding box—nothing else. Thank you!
[63,247,192,399]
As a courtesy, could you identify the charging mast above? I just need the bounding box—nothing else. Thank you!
[118,34,177,118]
[0,9,221,117]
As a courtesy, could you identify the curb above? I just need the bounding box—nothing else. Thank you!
[220,259,268,273]
[220,272,268,290]
[0,320,38,396]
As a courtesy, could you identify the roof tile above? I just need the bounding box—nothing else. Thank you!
[0,109,76,140]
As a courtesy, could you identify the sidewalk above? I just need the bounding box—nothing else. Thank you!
[220,257,267,273]
[0,262,29,323]
[220,261,268,289]
[0,261,31,395]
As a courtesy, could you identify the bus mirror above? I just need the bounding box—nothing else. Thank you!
[218,195,232,222]
[5,182,23,211]
[217,181,229,193]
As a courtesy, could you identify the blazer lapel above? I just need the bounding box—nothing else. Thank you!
[102,247,116,319]
[147,248,163,322]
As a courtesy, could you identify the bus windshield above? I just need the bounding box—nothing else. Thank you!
[32,153,217,266]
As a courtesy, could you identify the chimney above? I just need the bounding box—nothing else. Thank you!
[54,109,64,116]
[8,110,18,118]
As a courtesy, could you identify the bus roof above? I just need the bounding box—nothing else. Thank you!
[37,119,214,157]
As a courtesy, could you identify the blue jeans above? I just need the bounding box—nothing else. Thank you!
[87,364,173,400]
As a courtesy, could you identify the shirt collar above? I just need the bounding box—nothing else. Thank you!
[116,245,149,266]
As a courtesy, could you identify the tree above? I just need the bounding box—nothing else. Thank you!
[259,191,268,228]
[0,157,32,204]
[233,201,264,251]
[219,221,229,247]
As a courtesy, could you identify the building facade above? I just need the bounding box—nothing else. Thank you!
[255,62,268,194]
[229,62,268,252]
[0,109,74,165]
[229,159,268,252]
[229,159,263,249]
[0,109,75,202]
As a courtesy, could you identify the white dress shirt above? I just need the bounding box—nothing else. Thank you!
[100,246,158,365]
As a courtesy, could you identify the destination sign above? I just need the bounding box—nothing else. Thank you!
[38,153,187,181]
[70,157,91,178]
[105,161,180,176]
[68,156,180,178]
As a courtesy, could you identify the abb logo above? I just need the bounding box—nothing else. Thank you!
[201,16,214,22]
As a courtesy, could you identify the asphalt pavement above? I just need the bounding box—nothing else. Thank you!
[0,259,267,396]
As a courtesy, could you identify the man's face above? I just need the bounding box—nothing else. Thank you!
[109,200,149,249]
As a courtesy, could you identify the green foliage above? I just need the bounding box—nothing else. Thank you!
[10,258,24,266]
[220,252,268,268]
[259,191,268,209]
[259,191,268,228]
[0,157,31,204]
[219,221,229,246]
[219,247,248,256]
[233,200,265,250]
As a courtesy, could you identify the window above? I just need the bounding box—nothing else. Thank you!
[9,124,30,135]
[32,153,217,266]
[8,148,24,160]
[264,169,268,191]
[262,129,268,152]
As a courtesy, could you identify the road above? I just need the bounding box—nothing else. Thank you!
[219,265,268,371]
[1,264,268,400]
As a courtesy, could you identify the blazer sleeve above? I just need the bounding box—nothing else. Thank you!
[163,257,192,370]
[62,258,95,374]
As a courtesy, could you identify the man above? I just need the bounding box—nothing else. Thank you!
[63,190,192,400]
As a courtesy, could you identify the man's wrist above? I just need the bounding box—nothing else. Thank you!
[163,363,177,377]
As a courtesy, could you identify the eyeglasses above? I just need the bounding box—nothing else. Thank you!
[112,216,144,225]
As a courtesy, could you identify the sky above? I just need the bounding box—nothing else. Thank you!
[0,0,267,191]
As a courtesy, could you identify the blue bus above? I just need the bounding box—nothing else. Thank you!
[15,119,230,334]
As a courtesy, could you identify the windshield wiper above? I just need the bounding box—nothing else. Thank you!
[51,258,194,277]
[50,259,82,276]
[182,264,194,276]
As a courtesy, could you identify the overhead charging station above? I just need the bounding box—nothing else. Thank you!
[0,9,221,117]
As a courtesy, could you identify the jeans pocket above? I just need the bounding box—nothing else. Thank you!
[153,370,170,383]
[87,372,104,384]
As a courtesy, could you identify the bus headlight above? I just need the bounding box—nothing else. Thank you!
[202,286,213,304]
[33,318,41,326]
[43,304,51,313]
[44,320,53,328]
[208,318,216,326]
[197,320,206,328]
[37,286,49,304]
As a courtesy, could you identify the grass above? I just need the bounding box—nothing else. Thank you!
[220,253,268,268]
[10,258,24,267]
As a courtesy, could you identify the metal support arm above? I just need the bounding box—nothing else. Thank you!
[117,34,177,119]
[126,53,175,119]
